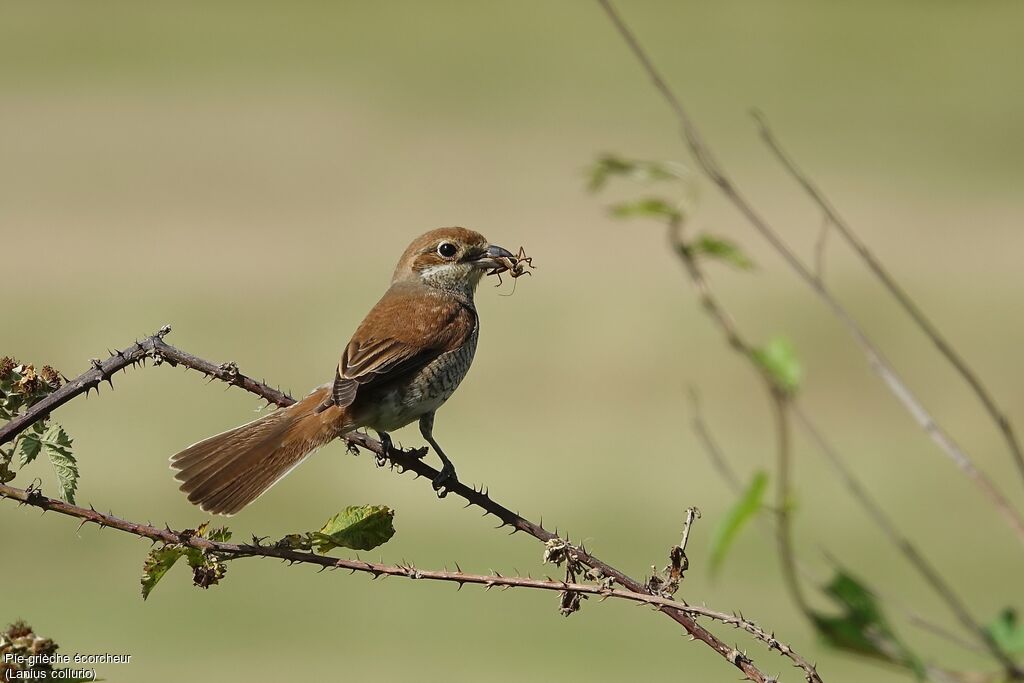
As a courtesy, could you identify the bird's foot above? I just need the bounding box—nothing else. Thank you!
[432,462,458,498]
[374,431,393,468]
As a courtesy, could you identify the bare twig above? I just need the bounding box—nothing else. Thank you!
[754,111,1024,491]
[770,392,811,617]
[655,147,1019,672]
[669,215,810,616]
[679,506,699,563]
[595,0,1024,544]
[0,328,804,683]
[813,215,831,283]
[793,405,1020,673]
[688,387,743,492]
[692,396,1017,682]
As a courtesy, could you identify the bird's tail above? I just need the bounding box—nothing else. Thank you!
[169,385,346,515]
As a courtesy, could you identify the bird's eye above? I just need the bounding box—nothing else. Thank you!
[437,242,458,258]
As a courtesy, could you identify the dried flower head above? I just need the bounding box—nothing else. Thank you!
[14,365,39,394]
[39,365,62,389]
[0,357,16,379]
[192,559,227,589]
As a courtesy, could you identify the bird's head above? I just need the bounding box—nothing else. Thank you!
[392,227,515,296]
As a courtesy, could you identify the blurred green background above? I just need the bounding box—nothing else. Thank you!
[2,1,1022,681]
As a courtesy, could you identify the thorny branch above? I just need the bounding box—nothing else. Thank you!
[595,0,1024,545]
[753,111,1024,492]
[0,327,821,683]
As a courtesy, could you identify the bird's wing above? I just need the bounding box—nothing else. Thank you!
[330,285,476,408]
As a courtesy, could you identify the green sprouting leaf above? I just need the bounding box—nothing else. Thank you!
[586,154,677,191]
[812,570,925,678]
[17,433,42,467]
[141,545,187,600]
[987,608,1024,654]
[708,471,768,576]
[752,337,802,396]
[689,234,754,270]
[41,424,77,504]
[609,197,683,223]
[314,505,396,553]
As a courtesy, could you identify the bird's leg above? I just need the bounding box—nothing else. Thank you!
[419,412,457,498]
[374,430,393,468]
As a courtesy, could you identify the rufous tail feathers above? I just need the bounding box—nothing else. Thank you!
[169,386,347,515]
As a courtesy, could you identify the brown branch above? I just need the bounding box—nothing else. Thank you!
[595,0,1024,545]
[0,325,291,446]
[0,328,808,683]
[0,481,823,681]
[754,111,1024,491]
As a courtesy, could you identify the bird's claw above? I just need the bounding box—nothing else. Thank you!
[375,431,394,468]
[432,464,457,499]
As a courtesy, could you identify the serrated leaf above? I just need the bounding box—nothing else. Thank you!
[314,505,396,553]
[141,545,187,600]
[812,570,925,678]
[609,197,682,223]
[689,234,754,269]
[17,433,42,467]
[587,154,677,191]
[752,337,802,396]
[40,424,77,504]
[708,471,768,576]
[987,608,1024,654]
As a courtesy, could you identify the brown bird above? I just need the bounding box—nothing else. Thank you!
[169,227,516,515]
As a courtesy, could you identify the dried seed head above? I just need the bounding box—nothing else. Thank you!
[0,357,16,379]
[5,621,32,640]
[14,365,39,394]
[543,538,570,566]
[192,558,227,588]
[39,365,62,389]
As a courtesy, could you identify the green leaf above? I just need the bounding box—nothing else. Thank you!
[689,234,753,269]
[609,197,682,223]
[587,154,677,191]
[812,570,925,678]
[41,424,78,504]
[708,471,768,576]
[17,433,42,467]
[987,608,1024,654]
[313,505,396,553]
[141,545,187,600]
[752,337,802,396]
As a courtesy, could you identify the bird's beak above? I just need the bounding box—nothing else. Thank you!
[469,244,516,270]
